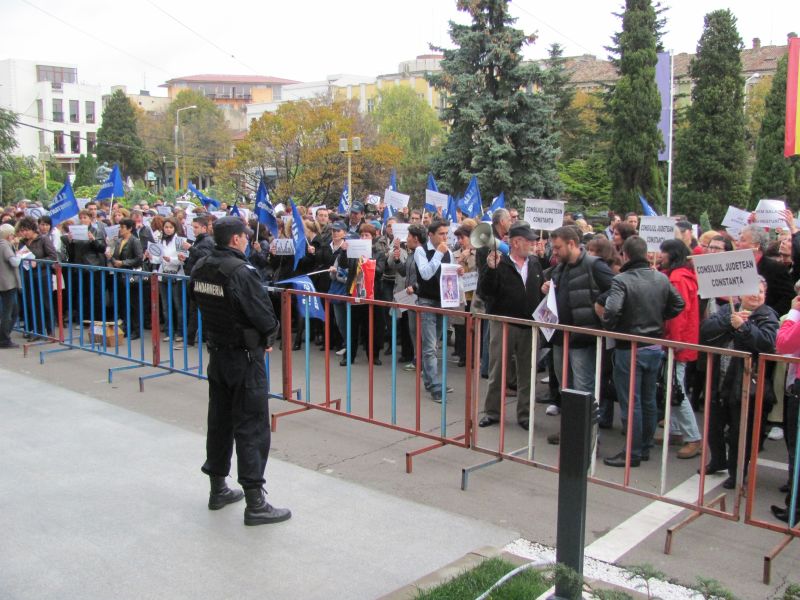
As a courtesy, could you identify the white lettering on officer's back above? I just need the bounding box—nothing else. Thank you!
[193,281,224,297]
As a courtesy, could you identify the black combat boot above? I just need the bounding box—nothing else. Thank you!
[208,475,244,510]
[243,487,292,526]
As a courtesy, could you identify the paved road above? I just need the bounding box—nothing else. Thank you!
[1,335,798,598]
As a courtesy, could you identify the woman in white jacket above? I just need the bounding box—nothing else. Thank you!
[147,216,185,342]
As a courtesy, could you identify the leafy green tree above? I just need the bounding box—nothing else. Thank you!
[96,89,148,177]
[673,9,747,222]
[427,0,561,202]
[74,154,99,188]
[558,156,613,203]
[607,0,665,214]
[750,52,800,205]
[371,85,443,196]
[0,108,18,171]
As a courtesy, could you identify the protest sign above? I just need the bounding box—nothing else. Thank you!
[638,216,677,252]
[211,210,227,219]
[69,225,89,241]
[425,189,448,212]
[274,239,295,255]
[532,282,559,341]
[366,194,381,205]
[157,205,173,217]
[692,248,760,299]
[393,288,417,313]
[346,239,372,260]
[440,264,461,308]
[523,199,565,231]
[461,271,478,292]
[146,241,162,264]
[754,199,787,229]
[721,206,751,230]
[25,207,47,219]
[105,225,120,241]
[384,189,410,211]
[392,223,409,242]
[77,198,92,210]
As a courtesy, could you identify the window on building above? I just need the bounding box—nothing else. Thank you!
[367,98,375,113]
[273,86,281,101]
[69,100,79,123]
[53,131,65,154]
[85,101,96,124]
[36,65,77,84]
[52,99,64,122]
[87,132,97,154]
[70,131,81,154]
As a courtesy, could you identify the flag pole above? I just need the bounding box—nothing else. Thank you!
[666,49,674,218]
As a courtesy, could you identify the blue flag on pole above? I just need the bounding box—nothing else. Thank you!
[382,203,397,231]
[424,172,440,212]
[254,178,279,238]
[95,164,125,200]
[457,176,482,218]
[187,182,220,209]
[445,195,458,223]
[482,192,505,222]
[229,203,240,217]
[337,183,350,214]
[49,175,79,227]
[289,199,306,270]
[275,275,325,321]
[389,169,397,192]
[639,194,658,217]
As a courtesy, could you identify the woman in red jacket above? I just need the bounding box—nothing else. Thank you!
[659,239,702,459]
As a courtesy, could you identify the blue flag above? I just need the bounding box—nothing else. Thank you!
[254,178,279,238]
[230,203,240,217]
[639,194,658,217]
[187,182,220,209]
[382,203,397,232]
[457,176,482,218]
[95,164,124,200]
[289,199,306,270]
[426,172,438,193]
[337,183,350,214]
[49,176,79,226]
[481,192,504,222]
[445,195,458,223]
[275,275,325,321]
[389,169,397,192]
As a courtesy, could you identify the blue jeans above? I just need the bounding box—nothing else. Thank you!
[669,361,701,442]
[614,347,662,459]
[553,344,597,394]
[417,297,442,394]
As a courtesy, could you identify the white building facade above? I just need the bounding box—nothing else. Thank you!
[0,59,103,170]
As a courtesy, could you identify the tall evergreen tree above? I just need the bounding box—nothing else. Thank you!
[750,51,800,205]
[427,0,561,202]
[96,89,147,177]
[607,0,665,214]
[541,43,582,162]
[73,154,99,188]
[673,10,747,222]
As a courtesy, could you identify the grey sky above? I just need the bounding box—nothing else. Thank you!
[2,0,797,94]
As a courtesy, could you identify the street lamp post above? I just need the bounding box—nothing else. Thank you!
[175,105,197,191]
[338,136,361,201]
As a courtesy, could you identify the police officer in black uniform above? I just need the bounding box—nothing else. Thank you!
[189,217,291,526]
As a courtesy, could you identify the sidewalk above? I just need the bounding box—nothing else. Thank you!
[0,367,516,600]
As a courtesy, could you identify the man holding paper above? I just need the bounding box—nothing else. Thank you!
[477,222,543,430]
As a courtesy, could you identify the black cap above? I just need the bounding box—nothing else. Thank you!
[508,222,539,241]
[350,201,365,213]
[330,221,347,231]
[213,216,251,244]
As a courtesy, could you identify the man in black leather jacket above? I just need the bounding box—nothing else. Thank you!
[597,236,685,467]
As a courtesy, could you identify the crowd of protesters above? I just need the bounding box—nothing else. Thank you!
[1,195,798,524]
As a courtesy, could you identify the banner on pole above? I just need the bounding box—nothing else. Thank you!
[638,216,677,252]
[523,199,564,231]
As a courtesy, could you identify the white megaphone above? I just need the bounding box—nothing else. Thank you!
[470,222,509,255]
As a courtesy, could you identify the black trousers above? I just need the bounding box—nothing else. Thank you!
[202,347,270,489]
[785,384,799,483]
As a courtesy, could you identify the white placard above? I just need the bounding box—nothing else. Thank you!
[346,239,372,260]
[25,207,47,219]
[692,248,760,299]
[105,225,120,240]
[461,271,478,292]
[77,198,92,210]
[309,205,324,219]
[274,238,295,255]
[638,216,677,252]
[722,206,751,229]
[366,194,381,205]
[447,223,459,248]
[425,189,448,211]
[754,199,787,229]
[237,208,251,222]
[157,205,173,217]
[185,224,196,241]
[273,203,286,215]
[69,225,89,241]
[532,282,559,341]
[384,189,410,211]
[393,288,417,313]
[440,263,461,308]
[392,223,409,242]
[211,210,227,219]
[523,199,565,231]
[146,241,162,264]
